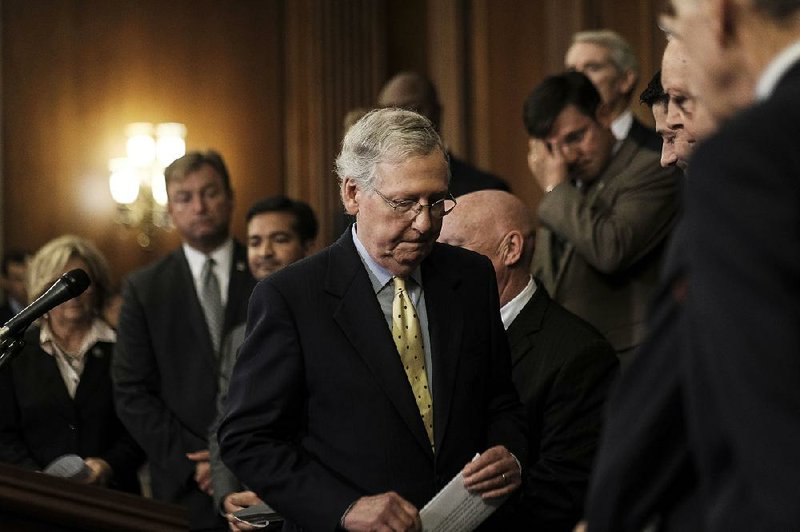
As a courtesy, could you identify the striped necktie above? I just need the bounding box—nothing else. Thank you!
[200,257,224,353]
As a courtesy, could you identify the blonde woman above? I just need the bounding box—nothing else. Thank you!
[0,235,143,492]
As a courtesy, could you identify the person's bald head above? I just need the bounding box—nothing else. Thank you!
[439,190,535,305]
[378,72,442,131]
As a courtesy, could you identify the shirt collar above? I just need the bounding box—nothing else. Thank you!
[183,238,234,282]
[611,109,634,141]
[500,276,537,330]
[351,225,422,292]
[40,318,116,358]
[756,40,800,101]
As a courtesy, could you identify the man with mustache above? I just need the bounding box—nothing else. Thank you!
[220,108,527,532]
[524,71,680,367]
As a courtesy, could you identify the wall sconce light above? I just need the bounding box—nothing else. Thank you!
[109,122,187,248]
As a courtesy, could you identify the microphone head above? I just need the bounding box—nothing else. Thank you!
[63,269,92,297]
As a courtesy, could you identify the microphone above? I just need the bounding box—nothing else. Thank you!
[0,269,92,342]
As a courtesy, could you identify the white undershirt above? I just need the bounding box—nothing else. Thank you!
[500,276,537,330]
[183,239,234,306]
[756,40,800,101]
[611,109,634,141]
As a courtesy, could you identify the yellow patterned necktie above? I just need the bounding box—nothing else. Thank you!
[392,276,434,449]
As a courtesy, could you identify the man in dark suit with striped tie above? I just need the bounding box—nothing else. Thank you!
[113,150,256,530]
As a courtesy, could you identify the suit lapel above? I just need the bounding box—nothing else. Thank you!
[326,233,434,457]
[506,281,548,368]
[174,248,217,363]
[224,241,254,331]
[421,250,463,452]
[32,347,76,422]
[73,342,108,406]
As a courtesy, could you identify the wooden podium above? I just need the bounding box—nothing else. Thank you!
[0,462,186,531]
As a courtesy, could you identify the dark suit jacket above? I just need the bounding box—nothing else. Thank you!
[504,280,617,531]
[0,327,143,493]
[532,134,680,353]
[113,242,255,529]
[627,116,663,153]
[682,62,800,531]
[219,231,527,531]
[449,155,510,198]
[584,219,702,532]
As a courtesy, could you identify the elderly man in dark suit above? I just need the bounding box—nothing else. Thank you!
[439,190,618,531]
[582,28,756,532]
[524,71,680,366]
[113,150,256,530]
[658,0,800,529]
[219,108,527,532]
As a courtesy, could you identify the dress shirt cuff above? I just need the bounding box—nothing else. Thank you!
[339,499,358,530]
[510,452,522,476]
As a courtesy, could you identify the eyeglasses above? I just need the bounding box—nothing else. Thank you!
[373,189,457,220]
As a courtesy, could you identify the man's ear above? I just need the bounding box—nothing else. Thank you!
[341,178,360,216]
[618,70,637,100]
[500,231,524,267]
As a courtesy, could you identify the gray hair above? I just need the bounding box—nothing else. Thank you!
[572,29,639,78]
[334,108,448,192]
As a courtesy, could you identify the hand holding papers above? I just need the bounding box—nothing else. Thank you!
[420,469,508,531]
[43,454,91,482]
[420,447,520,531]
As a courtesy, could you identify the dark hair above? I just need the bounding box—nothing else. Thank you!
[246,195,319,244]
[640,70,668,108]
[165,150,232,193]
[2,250,27,276]
[754,0,800,18]
[523,71,602,138]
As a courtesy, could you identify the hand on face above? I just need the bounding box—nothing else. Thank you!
[527,138,568,192]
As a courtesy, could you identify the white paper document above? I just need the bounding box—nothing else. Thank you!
[419,470,509,532]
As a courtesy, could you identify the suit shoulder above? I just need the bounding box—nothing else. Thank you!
[124,249,183,288]
[616,141,679,187]
[430,242,493,271]
[546,299,610,343]
[538,295,617,362]
[259,245,331,291]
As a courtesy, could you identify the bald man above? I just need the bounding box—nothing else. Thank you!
[378,72,510,197]
[439,190,618,531]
